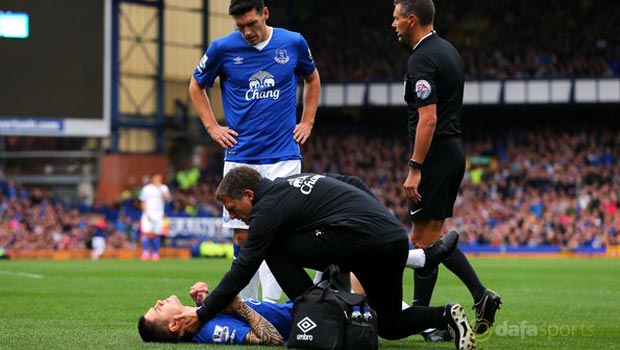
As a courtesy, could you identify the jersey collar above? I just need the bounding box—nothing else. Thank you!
[412,30,436,51]
[253,26,273,51]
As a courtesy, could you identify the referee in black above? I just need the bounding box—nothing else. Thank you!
[392,0,501,341]
[173,166,476,350]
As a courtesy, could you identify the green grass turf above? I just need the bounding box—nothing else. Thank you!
[0,258,619,350]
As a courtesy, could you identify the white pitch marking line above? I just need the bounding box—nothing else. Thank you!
[0,271,44,279]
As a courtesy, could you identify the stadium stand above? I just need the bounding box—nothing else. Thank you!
[301,121,619,250]
[1,0,618,258]
[269,0,620,81]
[2,119,618,254]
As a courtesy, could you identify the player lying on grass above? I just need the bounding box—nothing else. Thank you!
[139,281,290,345]
[138,231,459,345]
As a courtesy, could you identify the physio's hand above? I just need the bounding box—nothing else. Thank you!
[207,124,238,149]
[189,282,209,305]
[223,296,243,313]
[173,308,201,334]
[293,122,313,145]
[403,169,422,203]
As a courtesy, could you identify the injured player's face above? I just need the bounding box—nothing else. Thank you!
[144,295,186,324]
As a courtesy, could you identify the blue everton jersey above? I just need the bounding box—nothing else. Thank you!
[193,27,316,164]
[191,300,293,344]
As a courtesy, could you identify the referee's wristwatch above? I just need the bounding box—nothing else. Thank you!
[408,159,423,170]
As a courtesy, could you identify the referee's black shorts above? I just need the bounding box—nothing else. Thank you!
[409,136,465,222]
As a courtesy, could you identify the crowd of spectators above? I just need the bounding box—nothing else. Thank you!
[269,0,620,81]
[0,182,134,252]
[445,127,619,248]
[299,123,620,249]
[3,2,619,254]
[2,122,618,252]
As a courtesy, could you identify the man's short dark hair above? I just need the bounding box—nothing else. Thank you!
[394,0,435,26]
[137,315,178,343]
[216,166,262,201]
[229,0,265,16]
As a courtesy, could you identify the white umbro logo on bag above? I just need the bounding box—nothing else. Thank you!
[297,316,317,333]
[296,316,317,341]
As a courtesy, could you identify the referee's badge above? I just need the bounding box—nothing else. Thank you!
[415,80,432,100]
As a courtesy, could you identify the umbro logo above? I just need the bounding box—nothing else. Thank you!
[295,316,316,341]
[233,56,244,65]
[296,316,317,341]
[297,316,317,333]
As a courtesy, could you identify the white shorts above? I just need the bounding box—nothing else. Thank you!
[141,214,164,235]
[222,160,301,229]
[92,236,106,257]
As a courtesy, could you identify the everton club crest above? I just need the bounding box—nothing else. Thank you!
[274,48,290,64]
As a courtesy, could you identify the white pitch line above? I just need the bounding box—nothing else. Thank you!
[0,270,44,279]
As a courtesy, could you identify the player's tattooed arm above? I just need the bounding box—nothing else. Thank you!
[230,297,284,345]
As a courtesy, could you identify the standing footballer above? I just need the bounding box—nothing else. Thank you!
[189,0,320,303]
[392,0,501,341]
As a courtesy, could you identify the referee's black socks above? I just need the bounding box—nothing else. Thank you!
[442,247,486,302]
[413,248,486,305]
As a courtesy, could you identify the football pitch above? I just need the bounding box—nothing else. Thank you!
[0,257,618,350]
